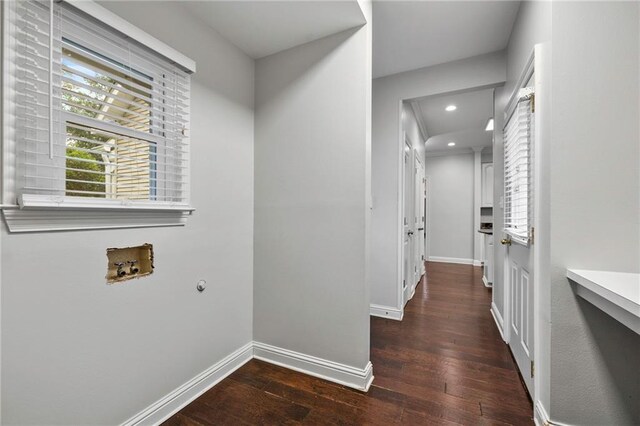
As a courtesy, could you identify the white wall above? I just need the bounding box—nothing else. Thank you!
[1,2,255,424]
[425,153,474,262]
[253,20,372,371]
[372,52,506,311]
[548,2,639,424]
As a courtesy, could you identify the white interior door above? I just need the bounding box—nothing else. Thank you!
[413,156,426,284]
[505,239,534,393]
[424,176,429,262]
[503,74,535,395]
[402,141,414,306]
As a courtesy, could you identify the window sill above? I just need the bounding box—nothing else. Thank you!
[2,195,194,233]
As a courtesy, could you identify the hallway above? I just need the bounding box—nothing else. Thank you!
[165,262,533,425]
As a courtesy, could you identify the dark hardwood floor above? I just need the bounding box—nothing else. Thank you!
[165,262,533,425]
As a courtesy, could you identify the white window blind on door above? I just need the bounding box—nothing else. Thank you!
[6,0,191,210]
[503,96,533,244]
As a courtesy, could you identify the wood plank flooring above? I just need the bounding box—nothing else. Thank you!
[165,262,533,425]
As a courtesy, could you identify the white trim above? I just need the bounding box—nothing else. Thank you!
[3,208,190,233]
[482,275,492,288]
[409,101,428,142]
[428,256,475,265]
[121,341,376,425]
[253,342,374,392]
[120,342,253,426]
[473,148,482,266]
[534,400,549,426]
[18,194,194,212]
[424,175,431,261]
[473,259,483,267]
[396,111,405,316]
[370,304,404,320]
[534,400,573,426]
[63,0,196,73]
[490,302,506,342]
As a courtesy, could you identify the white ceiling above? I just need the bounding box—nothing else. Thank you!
[373,1,520,78]
[411,88,494,152]
[183,1,367,59]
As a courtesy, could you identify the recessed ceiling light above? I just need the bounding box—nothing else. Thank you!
[485,118,494,131]
[445,105,457,112]
[448,142,456,147]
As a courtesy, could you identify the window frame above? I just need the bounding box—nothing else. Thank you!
[1,0,196,233]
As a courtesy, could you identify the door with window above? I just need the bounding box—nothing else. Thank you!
[502,79,535,395]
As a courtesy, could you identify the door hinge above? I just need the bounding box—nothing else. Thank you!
[529,227,535,245]
[531,93,535,113]
[531,360,535,378]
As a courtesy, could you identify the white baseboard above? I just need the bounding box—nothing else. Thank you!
[429,256,475,265]
[121,340,375,425]
[253,341,374,392]
[534,400,572,426]
[121,342,253,426]
[370,304,403,320]
[490,302,506,342]
[534,400,548,426]
[482,276,492,287]
[473,259,483,267]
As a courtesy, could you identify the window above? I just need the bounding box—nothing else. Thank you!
[2,0,195,231]
[503,90,534,245]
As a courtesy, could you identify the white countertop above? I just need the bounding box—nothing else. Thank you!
[567,269,640,334]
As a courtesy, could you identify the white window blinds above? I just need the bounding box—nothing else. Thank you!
[5,0,192,210]
[503,94,534,244]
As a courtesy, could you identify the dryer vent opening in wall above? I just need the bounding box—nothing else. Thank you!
[106,244,154,284]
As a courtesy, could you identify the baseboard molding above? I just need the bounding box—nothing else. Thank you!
[121,342,253,426]
[370,304,403,321]
[121,340,376,425]
[534,400,572,426]
[429,256,475,265]
[534,400,548,426]
[482,276,492,287]
[490,302,506,342]
[253,341,374,392]
[473,259,483,267]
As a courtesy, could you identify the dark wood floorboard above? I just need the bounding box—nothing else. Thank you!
[164,262,533,425]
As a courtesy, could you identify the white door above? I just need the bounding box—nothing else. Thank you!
[503,75,535,395]
[402,141,414,305]
[505,238,534,393]
[424,177,429,262]
[414,156,426,284]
